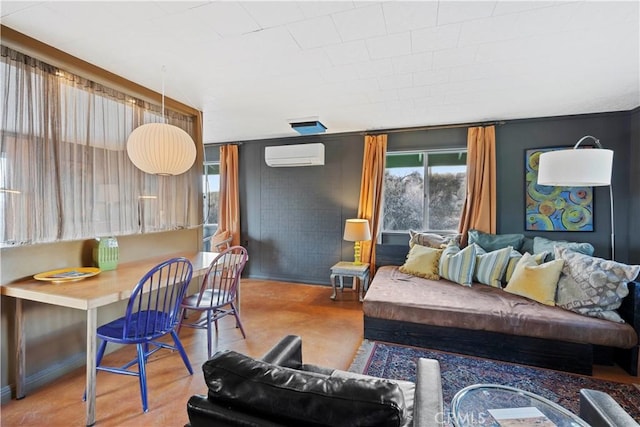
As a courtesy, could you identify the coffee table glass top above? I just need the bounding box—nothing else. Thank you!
[451,384,589,427]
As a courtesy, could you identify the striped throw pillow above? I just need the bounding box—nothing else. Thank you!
[439,243,476,287]
[472,244,513,288]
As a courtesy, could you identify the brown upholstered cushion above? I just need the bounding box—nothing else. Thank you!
[363,266,638,348]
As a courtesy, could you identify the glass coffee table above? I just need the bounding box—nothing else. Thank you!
[451,384,589,427]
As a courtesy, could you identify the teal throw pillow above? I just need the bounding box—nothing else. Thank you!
[472,244,513,288]
[533,237,594,261]
[439,243,476,287]
[468,229,525,252]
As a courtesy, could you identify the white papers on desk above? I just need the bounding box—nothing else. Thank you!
[488,407,557,427]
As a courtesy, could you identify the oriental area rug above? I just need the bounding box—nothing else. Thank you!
[349,340,640,423]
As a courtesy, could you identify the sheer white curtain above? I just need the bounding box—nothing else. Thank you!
[0,46,199,246]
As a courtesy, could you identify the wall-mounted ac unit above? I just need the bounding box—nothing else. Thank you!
[265,143,325,167]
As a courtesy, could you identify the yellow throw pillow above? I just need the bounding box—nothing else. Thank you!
[504,253,564,306]
[399,244,443,280]
[503,251,548,284]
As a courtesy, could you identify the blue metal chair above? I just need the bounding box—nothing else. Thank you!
[88,257,194,412]
[178,246,248,358]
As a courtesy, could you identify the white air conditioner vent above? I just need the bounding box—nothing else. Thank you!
[265,143,324,167]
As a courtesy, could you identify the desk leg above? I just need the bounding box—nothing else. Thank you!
[15,298,25,399]
[86,308,97,426]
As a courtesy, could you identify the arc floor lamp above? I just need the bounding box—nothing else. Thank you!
[537,135,615,259]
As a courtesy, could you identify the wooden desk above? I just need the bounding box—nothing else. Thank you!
[0,251,218,426]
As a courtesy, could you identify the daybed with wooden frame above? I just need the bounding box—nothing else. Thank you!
[362,244,640,376]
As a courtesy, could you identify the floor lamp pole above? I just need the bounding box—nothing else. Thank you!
[609,184,615,261]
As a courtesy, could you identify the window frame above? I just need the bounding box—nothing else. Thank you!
[383,148,467,234]
[202,161,221,244]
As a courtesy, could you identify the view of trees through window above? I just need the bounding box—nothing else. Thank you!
[383,151,467,232]
[203,163,220,243]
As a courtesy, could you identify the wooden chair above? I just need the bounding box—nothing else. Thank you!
[204,230,233,252]
[86,257,194,412]
[178,246,248,357]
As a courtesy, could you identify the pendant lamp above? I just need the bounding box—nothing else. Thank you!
[126,68,196,176]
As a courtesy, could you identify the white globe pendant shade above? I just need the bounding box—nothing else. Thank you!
[126,123,197,175]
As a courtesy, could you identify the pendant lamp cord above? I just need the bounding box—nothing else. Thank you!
[161,65,166,124]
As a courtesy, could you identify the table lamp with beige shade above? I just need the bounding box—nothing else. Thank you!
[343,219,372,265]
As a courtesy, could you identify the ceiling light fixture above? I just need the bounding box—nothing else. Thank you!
[290,120,327,135]
[126,67,196,176]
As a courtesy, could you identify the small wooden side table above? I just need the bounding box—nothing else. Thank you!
[330,261,370,302]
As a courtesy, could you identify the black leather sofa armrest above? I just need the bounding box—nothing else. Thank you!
[260,334,303,368]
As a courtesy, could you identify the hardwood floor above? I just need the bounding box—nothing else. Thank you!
[1,279,637,426]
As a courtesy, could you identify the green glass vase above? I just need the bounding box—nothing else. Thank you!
[93,237,119,271]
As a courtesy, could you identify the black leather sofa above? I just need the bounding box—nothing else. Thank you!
[186,335,444,427]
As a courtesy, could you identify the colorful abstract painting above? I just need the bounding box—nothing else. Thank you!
[525,148,593,231]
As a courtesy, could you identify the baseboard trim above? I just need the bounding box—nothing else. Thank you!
[245,273,329,286]
[1,353,86,404]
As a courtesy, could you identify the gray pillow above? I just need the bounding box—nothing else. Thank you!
[520,237,535,254]
[533,236,594,261]
[409,230,460,248]
[555,247,640,323]
[468,229,525,252]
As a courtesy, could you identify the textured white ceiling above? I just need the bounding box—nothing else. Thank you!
[2,1,639,144]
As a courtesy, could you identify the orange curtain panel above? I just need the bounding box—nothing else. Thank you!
[217,144,241,247]
[458,126,497,246]
[357,134,387,274]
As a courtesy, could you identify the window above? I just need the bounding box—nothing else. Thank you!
[203,162,220,248]
[1,46,199,246]
[383,150,467,233]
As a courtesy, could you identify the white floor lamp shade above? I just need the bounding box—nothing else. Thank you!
[126,123,197,176]
[537,149,613,186]
[536,135,615,260]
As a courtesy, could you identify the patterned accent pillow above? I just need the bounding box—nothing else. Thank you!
[468,229,525,252]
[472,244,513,288]
[533,236,594,261]
[399,244,442,280]
[554,247,640,323]
[439,243,476,287]
[504,253,564,306]
[409,230,460,249]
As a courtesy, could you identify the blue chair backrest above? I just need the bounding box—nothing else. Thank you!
[198,246,248,307]
[122,257,193,340]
